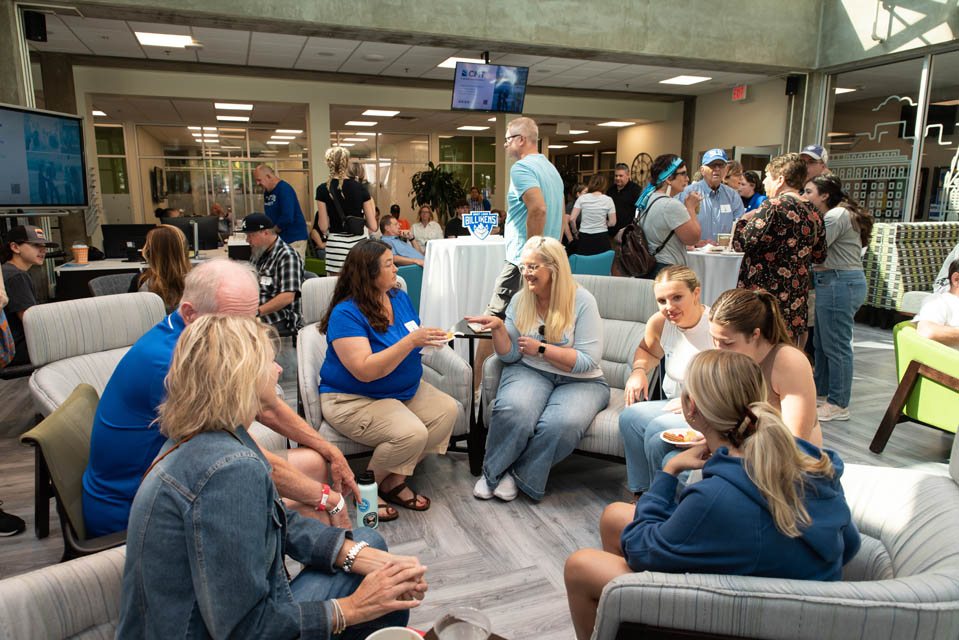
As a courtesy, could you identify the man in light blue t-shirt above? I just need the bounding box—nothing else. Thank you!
[485,116,563,318]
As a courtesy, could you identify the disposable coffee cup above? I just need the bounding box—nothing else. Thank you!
[72,244,89,264]
[366,628,422,640]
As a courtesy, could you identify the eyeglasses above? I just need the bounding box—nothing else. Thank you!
[673,170,688,177]
[504,134,522,144]
[519,263,545,274]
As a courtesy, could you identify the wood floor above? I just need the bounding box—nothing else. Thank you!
[0,324,953,639]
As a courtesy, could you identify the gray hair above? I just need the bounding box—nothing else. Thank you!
[614,163,630,173]
[180,259,258,314]
[508,117,539,143]
[254,164,276,177]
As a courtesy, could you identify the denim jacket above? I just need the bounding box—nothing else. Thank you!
[117,426,349,639]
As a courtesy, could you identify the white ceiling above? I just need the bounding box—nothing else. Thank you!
[29,15,771,96]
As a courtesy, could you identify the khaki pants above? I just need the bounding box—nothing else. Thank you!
[290,239,308,262]
[320,380,457,476]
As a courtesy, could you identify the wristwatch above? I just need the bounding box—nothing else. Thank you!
[537,343,547,356]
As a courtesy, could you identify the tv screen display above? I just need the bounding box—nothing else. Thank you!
[451,62,529,113]
[0,103,88,209]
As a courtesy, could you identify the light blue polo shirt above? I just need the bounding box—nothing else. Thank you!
[505,153,563,265]
[679,180,745,243]
[380,235,424,261]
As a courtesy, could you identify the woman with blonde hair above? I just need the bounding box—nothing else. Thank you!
[565,349,860,640]
[467,236,608,501]
[118,315,429,639]
[618,265,713,496]
[410,204,443,248]
[134,224,191,313]
[315,146,378,274]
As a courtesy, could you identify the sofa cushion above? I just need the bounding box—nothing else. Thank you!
[29,348,130,416]
[577,388,626,458]
[842,533,894,582]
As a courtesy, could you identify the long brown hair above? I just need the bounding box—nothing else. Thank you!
[320,239,396,334]
[139,224,191,310]
[710,288,792,346]
[809,174,874,247]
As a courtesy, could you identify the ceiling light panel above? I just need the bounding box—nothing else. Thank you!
[214,103,253,110]
[345,121,377,126]
[271,135,296,140]
[548,144,568,149]
[266,141,289,145]
[457,125,489,131]
[659,75,711,85]
[597,121,633,127]
[438,56,486,69]
[92,110,107,117]
[568,129,588,134]
[276,129,303,134]
[834,87,856,94]
[573,140,601,144]
[342,137,367,142]
[217,115,250,122]
[362,109,399,117]
[134,32,196,48]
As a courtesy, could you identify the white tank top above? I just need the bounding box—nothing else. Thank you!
[659,306,712,398]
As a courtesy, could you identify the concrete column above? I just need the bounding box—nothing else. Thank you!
[37,53,78,115]
[494,114,508,209]
[307,98,331,196]
[0,1,28,106]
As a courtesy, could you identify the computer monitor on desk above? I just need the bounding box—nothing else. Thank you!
[101,224,155,259]
[161,216,219,256]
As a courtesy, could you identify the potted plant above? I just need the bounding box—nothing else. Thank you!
[410,162,466,226]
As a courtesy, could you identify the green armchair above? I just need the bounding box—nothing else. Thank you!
[870,321,959,453]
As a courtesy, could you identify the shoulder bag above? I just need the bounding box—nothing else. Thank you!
[327,181,367,237]
[614,197,676,278]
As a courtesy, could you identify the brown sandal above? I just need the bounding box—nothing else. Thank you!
[379,482,430,511]
[378,501,399,522]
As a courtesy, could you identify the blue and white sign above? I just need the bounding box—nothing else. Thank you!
[463,211,497,240]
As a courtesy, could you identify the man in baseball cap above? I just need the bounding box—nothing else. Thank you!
[241,213,304,336]
[678,148,745,244]
[5,224,59,248]
[2,225,59,365]
[800,145,829,180]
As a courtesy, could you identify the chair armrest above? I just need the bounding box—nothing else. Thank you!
[480,355,505,427]
[422,345,471,411]
[296,325,328,429]
[68,529,127,556]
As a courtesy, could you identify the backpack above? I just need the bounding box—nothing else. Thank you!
[613,197,675,278]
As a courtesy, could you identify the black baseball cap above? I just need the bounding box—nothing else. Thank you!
[240,213,273,232]
[5,225,58,248]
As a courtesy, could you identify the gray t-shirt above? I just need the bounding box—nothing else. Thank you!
[640,193,691,266]
[818,207,863,271]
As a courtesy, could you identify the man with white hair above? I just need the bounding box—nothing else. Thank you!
[82,259,358,538]
[253,164,309,260]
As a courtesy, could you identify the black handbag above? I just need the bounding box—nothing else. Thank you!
[327,181,366,236]
[613,198,675,278]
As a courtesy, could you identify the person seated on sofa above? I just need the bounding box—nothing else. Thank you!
[934,245,959,293]
[2,225,58,366]
[914,258,959,349]
[564,349,861,640]
[378,214,425,267]
[318,240,458,521]
[467,236,608,502]
[83,259,359,538]
[117,314,428,640]
[709,288,822,446]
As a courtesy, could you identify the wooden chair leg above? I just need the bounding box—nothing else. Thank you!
[34,449,52,539]
[870,360,922,453]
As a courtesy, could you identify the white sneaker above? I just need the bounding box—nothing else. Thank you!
[493,473,518,501]
[816,396,827,407]
[817,402,850,422]
[473,477,494,500]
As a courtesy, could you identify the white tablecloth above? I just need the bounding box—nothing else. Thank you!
[685,249,744,306]
[421,237,507,358]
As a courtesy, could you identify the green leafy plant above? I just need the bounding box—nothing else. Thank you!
[409,162,466,226]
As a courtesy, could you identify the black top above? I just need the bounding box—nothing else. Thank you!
[444,216,470,238]
[606,181,643,235]
[315,178,371,233]
[2,263,37,365]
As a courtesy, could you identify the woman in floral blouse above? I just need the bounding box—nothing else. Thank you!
[732,153,826,347]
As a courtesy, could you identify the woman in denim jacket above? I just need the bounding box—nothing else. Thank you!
[117,315,428,639]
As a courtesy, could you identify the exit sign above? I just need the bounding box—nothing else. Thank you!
[732,85,748,101]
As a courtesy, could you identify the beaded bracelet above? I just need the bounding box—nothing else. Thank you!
[330,598,346,634]
[342,541,369,574]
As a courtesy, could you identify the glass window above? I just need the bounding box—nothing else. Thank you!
[599,150,617,170]
[440,163,472,191]
[378,134,429,163]
[95,126,125,155]
[473,166,495,196]
[474,136,495,163]
[439,136,472,162]
[579,152,595,173]
[918,50,959,222]
[98,157,128,194]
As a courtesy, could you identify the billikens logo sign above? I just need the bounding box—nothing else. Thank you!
[463,211,497,240]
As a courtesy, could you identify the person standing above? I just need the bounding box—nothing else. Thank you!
[800,145,829,180]
[253,165,309,261]
[635,154,702,274]
[569,174,616,256]
[315,147,378,275]
[678,149,745,244]
[740,171,767,213]
[606,163,642,246]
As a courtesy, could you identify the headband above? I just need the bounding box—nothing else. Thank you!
[635,157,685,211]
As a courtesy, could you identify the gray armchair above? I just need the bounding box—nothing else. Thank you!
[480,274,658,460]
[591,433,959,639]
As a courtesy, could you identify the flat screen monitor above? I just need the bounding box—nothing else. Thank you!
[451,62,529,113]
[101,223,156,259]
[161,216,219,251]
[0,102,88,208]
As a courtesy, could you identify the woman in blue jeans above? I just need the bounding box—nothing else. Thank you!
[803,175,873,422]
[617,266,713,497]
[468,236,608,501]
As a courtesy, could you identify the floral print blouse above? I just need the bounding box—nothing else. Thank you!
[731,193,826,341]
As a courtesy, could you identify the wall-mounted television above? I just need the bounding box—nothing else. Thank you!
[0,102,88,209]
[451,62,529,114]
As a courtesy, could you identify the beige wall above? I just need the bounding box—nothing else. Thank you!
[616,102,684,166]
[136,126,165,222]
[692,78,789,161]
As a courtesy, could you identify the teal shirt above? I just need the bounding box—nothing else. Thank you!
[505,153,563,265]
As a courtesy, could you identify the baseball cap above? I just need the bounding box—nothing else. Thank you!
[800,145,826,161]
[701,149,728,166]
[240,213,273,232]
[5,225,58,248]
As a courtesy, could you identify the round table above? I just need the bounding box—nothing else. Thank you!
[685,249,744,306]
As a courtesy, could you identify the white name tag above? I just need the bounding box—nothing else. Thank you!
[719,204,732,214]
[259,276,273,286]
[404,320,419,333]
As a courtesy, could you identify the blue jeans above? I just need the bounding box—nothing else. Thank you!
[619,399,689,493]
[483,363,609,500]
[289,528,409,639]
[813,269,867,408]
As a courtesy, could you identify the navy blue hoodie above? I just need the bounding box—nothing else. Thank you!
[620,439,861,581]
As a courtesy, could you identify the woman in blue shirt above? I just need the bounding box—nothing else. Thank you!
[468,236,608,501]
[741,170,768,213]
[565,349,860,640]
[319,239,458,521]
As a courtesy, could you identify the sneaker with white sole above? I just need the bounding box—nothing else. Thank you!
[493,473,518,501]
[0,502,25,537]
[473,477,494,500]
[817,402,850,422]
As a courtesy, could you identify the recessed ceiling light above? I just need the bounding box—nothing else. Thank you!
[188,126,201,131]
[271,135,296,140]
[266,141,289,145]
[217,115,249,122]
[573,140,601,144]
[276,129,303,134]
[353,132,376,137]
[92,110,107,117]
[597,121,633,127]
[568,129,588,135]
[135,32,198,48]
[214,103,253,111]
[660,75,711,85]
[362,109,399,117]
[438,56,486,69]
[202,126,217,131]
[457,125,489,131]
[827,132,853,137]
[548,144,567,149]
[834,87,856,94]
[363,54,385,62]
[488,117,496,122]
[345,121,377,127]
[337,142,355,147]
[221,146,242,150]
[218,128,246,132]
[342,137,367,142]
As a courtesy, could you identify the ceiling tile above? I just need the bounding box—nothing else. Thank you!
[338,41,412,75]
[60,16,145,58]
[192,26,250,65]
[294,36,360,71]
[28,15,91,54]
[380,45,459,77]
[248,32,307,68]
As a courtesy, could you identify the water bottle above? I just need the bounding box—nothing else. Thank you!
[355,471,378,529]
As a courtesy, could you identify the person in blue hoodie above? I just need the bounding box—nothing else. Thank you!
[564,349,860,640]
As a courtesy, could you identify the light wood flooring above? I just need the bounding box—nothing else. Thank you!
[0,324,953,639]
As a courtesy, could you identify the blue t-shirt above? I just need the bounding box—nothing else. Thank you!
[745,193,768,213]
[82,311,185,537]
[505,153,563,265]
[320,289,423,400]
[264,179,309,245]
[380,235,424,261]
[678,180,745,243]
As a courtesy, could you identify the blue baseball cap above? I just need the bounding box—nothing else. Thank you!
[800,144,826,161]
[701,149,728,166]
